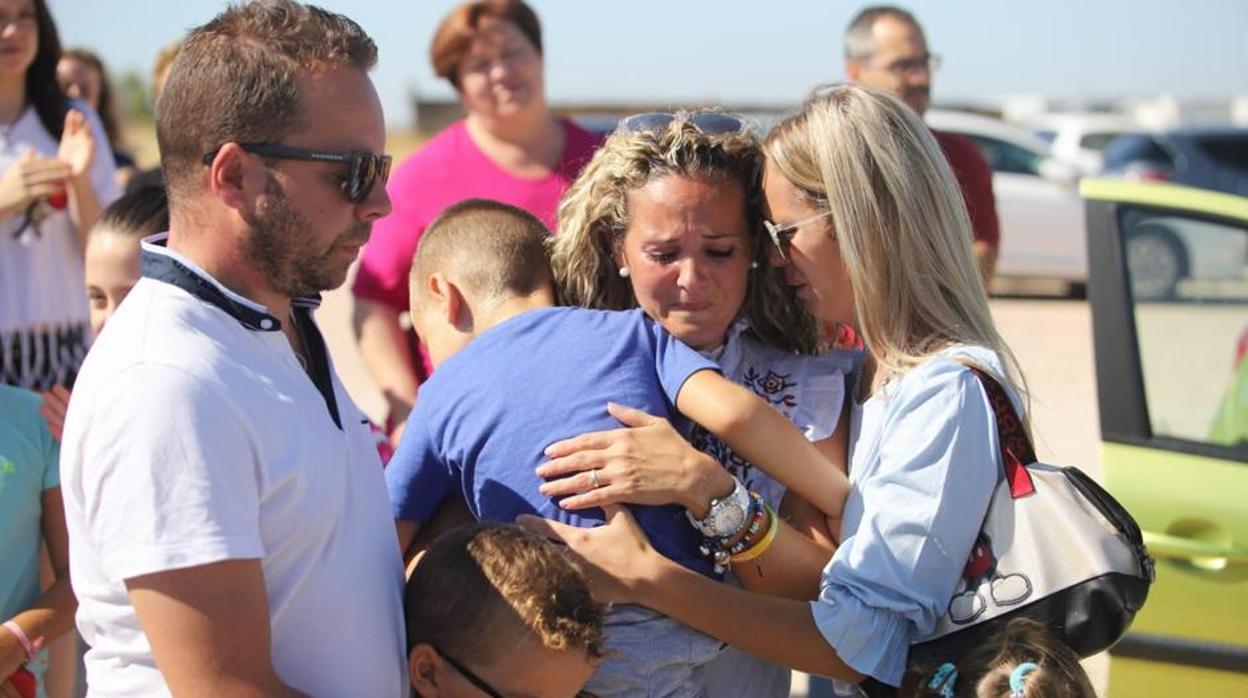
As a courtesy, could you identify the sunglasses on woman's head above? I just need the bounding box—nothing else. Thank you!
[615,111,750,138]
[200,142,392,204]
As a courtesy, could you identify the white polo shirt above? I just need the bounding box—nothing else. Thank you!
[59,238,407,697]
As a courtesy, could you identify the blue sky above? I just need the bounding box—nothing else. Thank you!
[54,0,1248,128]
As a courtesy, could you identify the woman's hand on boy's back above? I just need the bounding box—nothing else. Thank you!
[518,505,668,606]
[536,403,734,516]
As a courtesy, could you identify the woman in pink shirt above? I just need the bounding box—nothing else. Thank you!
[352,0,600,439]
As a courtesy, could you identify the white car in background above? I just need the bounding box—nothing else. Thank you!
[926,109,1088,286]
[1029,112,1138,174]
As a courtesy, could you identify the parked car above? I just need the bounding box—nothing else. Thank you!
[1101,128,1248,197]
[1083,178,1248,696]
[926,109,1087,285]
[1030,112,1137,174]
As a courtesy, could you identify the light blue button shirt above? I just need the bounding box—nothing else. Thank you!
[810,346,1021,686]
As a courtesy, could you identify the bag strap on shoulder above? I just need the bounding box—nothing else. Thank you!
[966,367,1037,499]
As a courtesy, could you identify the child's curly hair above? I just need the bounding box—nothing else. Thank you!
[404,522,606,664]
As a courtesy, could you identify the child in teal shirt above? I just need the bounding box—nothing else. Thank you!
[1,384,73,697]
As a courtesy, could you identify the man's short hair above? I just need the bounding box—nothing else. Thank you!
[156,0,377,203]
[844,5,922,59]
[150,40,182,102]
[404,523,606,664]
[411,199,553,305]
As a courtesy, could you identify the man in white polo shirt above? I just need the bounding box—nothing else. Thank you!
[58,2,405,695]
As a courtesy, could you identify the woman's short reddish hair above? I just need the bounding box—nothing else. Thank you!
[429,0,542,90]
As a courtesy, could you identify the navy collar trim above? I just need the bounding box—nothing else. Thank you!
[140,234,341,430]
[140,234,322,332]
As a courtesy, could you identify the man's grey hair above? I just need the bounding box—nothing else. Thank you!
[844,5,922,59]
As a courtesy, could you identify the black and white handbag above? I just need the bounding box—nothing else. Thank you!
[905,367,1155,668]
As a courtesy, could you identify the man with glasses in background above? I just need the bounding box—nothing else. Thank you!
[58,1,406,695]
[844,6,1001,288]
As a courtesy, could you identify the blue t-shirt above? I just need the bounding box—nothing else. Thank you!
[386,307,720,575]
[0,384,60,691]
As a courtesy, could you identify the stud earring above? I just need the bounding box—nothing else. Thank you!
[618,267,630,278]
[750,261,759,269]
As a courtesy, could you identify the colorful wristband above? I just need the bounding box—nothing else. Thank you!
[3,620,36,659]
[698,490,766,573]
[731,503,779,563]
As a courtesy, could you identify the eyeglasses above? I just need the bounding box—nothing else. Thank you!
[873,52,941,77]
[615,111,750,137]
[434,647,505,698]
[200,142,392,203]
[433,646,599,698]
[763,210,833,261]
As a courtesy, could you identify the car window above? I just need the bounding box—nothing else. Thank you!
[965,135,1043,176]
[1080,132,1125,152]
[1121,207,1248,446]
[1193,134,1248,172]
[1104,135,1173,168]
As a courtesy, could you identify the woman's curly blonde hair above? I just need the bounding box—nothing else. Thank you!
[552,112,817,353]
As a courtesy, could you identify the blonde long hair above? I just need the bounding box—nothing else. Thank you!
[552,113,817,353]
[764,84,1025,395]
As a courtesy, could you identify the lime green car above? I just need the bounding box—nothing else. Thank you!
[1083,179,1248,694]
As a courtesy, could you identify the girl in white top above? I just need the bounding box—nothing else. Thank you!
[522,84,1030,694]
[0,0,120,391]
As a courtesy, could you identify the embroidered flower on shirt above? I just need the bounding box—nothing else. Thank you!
[744,367,798,409]
[690,425,756,489]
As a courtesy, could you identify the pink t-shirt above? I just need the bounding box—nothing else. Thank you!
[353,118,601,379]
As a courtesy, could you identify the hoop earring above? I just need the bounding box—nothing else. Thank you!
[618,267,631,278]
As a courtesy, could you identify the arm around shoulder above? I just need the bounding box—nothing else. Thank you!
[675,370,849,519]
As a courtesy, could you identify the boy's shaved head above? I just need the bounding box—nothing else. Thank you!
[411,198,554,306]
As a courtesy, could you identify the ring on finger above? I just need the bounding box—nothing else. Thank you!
[588,469,602,489]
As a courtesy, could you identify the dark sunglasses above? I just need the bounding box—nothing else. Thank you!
[615,110,750,137]
[433,646,598,698]
[200,142,391,204]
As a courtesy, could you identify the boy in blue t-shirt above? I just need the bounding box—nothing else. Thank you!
[385,199,847,696]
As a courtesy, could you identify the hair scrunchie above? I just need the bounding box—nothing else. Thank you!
[928,662,958,698]
[1009,661,1039,697]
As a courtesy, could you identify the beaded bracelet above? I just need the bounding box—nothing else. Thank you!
[730,503,779,564]
[698,490,766,573]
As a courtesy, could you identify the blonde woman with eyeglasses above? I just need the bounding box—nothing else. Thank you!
[522,84,1029,695]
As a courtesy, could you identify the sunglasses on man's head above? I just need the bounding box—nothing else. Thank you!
[615,110,750,138]
[200,142,392,204]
